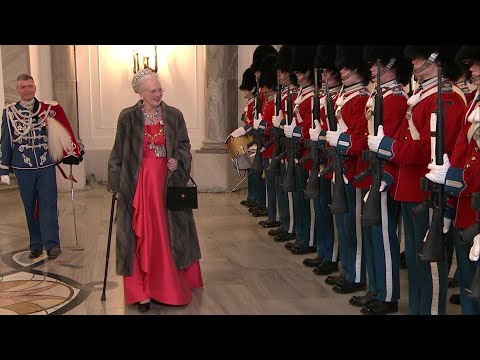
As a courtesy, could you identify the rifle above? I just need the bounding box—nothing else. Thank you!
[355,59,384,226]
[247,78,264,172]
[282,84,296,192]
[266,70,283,176]
[319,69,348,214]
[299,67,321,199]
[460,192,480,245]
[414,67,447,262]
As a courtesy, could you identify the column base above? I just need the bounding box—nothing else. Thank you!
[193,150,247,193]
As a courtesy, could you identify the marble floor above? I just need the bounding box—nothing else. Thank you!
[0,182,463,315]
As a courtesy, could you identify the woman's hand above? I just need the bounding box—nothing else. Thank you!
[167,158,178,171]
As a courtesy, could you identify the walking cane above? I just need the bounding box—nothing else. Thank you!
[101,191,117,301]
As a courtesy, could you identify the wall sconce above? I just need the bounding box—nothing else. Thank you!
[132,45,158,73]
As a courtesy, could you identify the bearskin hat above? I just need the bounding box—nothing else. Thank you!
[274,45,298,85]
[259,54,277,90]
[404,45,462,80]
[455,45,480,64]
[290,45,317,76]
[239,67,256,92]
[315,45,336,71]
[251,45,278,72]
[335,45,370,84]
[363,45,413,86]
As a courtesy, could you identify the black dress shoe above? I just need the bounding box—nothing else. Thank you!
[361,299,398,315]
[332,281,366,294]
[349,292,377,307]
[275,232,296,243]
[259,220,267,226]
[325,275,346,286]
[303,257,323,268]
[449,293,461,305]
[400,251,407,269]
[263,220,281,228]
[268,228,284,236]
[252,209,268,217]
[29,249,43,259]
[290,244,317,255]
[136,302,151,313]
[313,261,339,275]
[240,200,252,207]
[248,205,260,213]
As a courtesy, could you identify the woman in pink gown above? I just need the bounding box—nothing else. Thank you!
[108,68,203,313]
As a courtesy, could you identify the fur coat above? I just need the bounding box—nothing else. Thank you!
[107,100,201,276]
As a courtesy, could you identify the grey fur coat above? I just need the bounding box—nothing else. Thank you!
[107,100,201,276]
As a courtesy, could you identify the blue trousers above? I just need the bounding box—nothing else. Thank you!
[264,158,277,221]
[401,202,448,315]
[275,161,292,233]
[451,227,480,315]
[14,166,60,252]
[246,169,255,202]
[252,167,266,209]
[293,164,310,246]
[314,176,335,261]
[334,184,366,284]
[363,193,401,302]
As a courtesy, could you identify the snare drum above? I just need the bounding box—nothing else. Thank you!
[226,134,255,174]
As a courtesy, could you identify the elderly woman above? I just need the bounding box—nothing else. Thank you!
[107,68,203,313]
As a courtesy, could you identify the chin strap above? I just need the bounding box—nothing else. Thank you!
[413,52,439,76]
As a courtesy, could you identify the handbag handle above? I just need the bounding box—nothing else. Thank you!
[167,163,197,187]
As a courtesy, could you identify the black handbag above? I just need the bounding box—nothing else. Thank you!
[167,167,198,210]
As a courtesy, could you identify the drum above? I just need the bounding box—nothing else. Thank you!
[226,134,255,175]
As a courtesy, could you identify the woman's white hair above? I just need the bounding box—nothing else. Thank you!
[131,68,160,93]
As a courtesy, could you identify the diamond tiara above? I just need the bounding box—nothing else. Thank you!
[132,68,154,86]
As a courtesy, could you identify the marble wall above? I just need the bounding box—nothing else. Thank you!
[1,45,30,105]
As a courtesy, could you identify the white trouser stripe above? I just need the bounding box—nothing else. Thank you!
[309,198,315,246]
[355,188,363,283]
[287,192,294,233]
[331,184,338,262]
[381,192,393,302]
[430,263,440,315]
[265,163,269,208]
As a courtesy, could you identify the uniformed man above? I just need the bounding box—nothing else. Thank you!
[0,74,83,259]
[268,45,298,241]
[283,45,318,255]
[325,46,371,294]
[368,45,467,315]
[425,45,480,315]
[354,46,411,315]
[230,67,258,209]
[304,45,340,276]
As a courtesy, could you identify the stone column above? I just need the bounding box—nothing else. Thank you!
[50,45,86,191]
[194,46,243,192]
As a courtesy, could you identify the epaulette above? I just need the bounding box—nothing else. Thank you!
[441,82,453,93]
[359,88,369,97]
[44,100,58,106]
[392,87,403,96]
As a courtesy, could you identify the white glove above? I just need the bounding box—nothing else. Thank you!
[326,129,342,147]
[469,233,480,261]
[363,181,387,203]
[332,172,348,185]
[283,118,297,139]
[1,175,10,185]
[423,217,452,242]
[253,114,263,130]
[443,217,452,234]
[309,120,322,141]
[230,126,246,138]
[425,154,450,185]
[272,114,283,128]
[367,124,385,152]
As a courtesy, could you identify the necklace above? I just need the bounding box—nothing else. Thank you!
[142,105,161,125]
[144,124,166,157]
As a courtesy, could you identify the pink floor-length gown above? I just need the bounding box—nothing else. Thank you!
[123,122,203,305]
